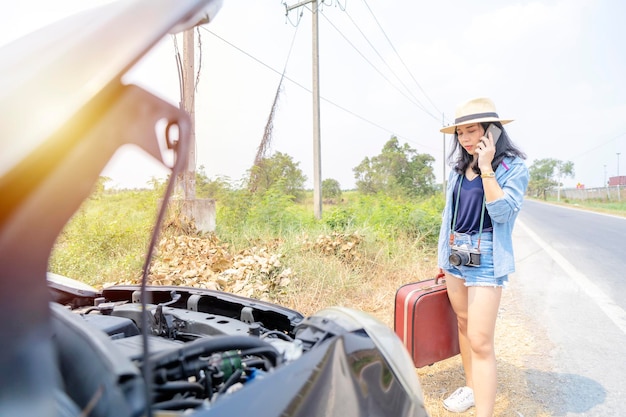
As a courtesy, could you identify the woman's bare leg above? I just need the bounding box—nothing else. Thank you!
[445,273,472,388]
[467,286,502,417]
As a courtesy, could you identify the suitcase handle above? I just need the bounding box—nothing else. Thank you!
[419,273,447,291]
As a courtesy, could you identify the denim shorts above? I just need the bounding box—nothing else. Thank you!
[444,232,508,287]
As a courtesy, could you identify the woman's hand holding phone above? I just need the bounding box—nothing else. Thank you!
[476,124,500,171]
[486,124,501,145]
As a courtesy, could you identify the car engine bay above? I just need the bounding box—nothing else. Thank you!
[49,277,350,414]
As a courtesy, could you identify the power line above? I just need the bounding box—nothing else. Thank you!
[194,27,203,92]
[342,9,426,108]
[321,93,440,153]
[361,0,443,120]
[291,2,441,122]
[254,15,301,166]
[318,10,440,120]
[201,27,439,153]
[170,34,184,108]
[567,131,626,162]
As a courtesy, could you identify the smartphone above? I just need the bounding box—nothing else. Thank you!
[486,124,502,144]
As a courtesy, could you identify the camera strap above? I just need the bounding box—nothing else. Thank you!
[449,175,487,248]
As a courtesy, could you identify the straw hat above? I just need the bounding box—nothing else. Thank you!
[440,97,513,134]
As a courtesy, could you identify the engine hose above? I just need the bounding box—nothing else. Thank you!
[148,335,281,377]
[151,398,205,411]
[217,369,243,395]
[153,381,205,396]
[261,330,294,342]
[202,372,213,401]
[239,346,281,359]
[242,358,270,370]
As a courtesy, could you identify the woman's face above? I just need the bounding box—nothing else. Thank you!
[456,123,485,156]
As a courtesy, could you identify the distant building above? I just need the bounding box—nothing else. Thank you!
[608,176,626,186]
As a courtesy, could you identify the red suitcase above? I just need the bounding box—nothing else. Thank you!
[394,274,460,368]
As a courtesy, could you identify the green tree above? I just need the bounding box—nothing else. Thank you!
[247,151,307,201]
[322,178,342,201]
[528,158,575,199]
[195,166,235,200]
[93,176,111,197]
[353,136,436,197]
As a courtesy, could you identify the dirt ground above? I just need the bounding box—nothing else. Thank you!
[141,234,561,416]
[412,285,559,417]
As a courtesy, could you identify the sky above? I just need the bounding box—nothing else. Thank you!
[2,0,625,190]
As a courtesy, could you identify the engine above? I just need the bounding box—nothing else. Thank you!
[50,284,327,414]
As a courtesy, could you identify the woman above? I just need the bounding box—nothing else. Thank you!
[437,97,528,416]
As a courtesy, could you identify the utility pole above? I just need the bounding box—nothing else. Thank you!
[177,29,216,233]
[442,114,446,196]
[311,1,321,220]
[617,152,621,202]
[604,164,610,200]
[182,29,196,200]
[167,30,216,233]
[286,0,322,219]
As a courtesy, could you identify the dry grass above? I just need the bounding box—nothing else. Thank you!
[415,287,554,417]
[123,230,556,416]
[281,235,437,320]
[277,238,554,417]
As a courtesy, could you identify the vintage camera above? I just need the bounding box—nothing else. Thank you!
[449,244,481,267]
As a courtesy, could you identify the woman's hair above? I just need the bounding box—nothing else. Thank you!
[448,122,526,175]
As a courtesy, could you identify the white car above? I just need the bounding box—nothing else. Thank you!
[0,1,428,416]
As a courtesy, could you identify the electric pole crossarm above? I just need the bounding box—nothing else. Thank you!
[286,0,314,12]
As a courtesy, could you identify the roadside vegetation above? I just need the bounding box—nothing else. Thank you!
[49,143,624,416]
[51,136,441,294]
[526,156,626,217]
[538,196,626,217]
[50,185,443,305]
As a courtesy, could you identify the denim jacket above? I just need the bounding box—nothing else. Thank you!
[437,156,529,277]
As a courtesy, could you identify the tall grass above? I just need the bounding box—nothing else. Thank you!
[51,186,609,417]
[50,190,158,285]
[50,186,443,309]
[542,196,626,217]
[216,190,443,246]
[51,186,626,300]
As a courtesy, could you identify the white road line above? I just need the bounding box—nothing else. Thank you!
[517,219,626,335]
[526,199,626,220]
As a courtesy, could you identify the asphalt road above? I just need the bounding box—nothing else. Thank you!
[511,199,626,416]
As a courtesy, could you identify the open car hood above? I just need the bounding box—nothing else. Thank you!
[0,0,221,414]
[0,0,221,180]
[0,1,428,416]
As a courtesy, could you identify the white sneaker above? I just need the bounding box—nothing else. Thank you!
[443,386,475,413]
